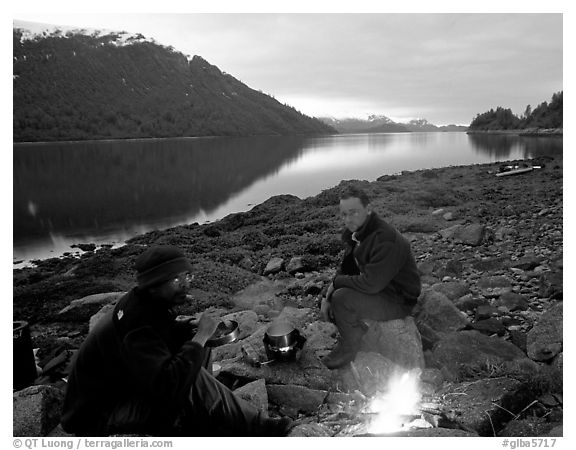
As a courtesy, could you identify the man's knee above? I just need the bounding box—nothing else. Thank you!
[331,287,356,310]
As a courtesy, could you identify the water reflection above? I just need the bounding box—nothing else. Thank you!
[468,133,563,159]
[14,136,306,247]
[13,132,562,262]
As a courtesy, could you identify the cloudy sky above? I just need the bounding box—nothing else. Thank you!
[12,4,565,125]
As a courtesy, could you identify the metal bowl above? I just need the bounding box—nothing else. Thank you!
[206,320,239,347]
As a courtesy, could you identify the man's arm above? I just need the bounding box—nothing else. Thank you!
[332,235,406,294]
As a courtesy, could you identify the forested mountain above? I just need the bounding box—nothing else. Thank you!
[13,28,335,142]
[318,115,467,134]
[468,92,563,131]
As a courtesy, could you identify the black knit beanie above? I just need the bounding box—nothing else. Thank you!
[135,245,192,289]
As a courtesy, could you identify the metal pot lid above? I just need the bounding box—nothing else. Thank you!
[266,321,295,337]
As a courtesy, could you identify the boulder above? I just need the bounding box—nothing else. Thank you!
[526,302,563,361]
[267,384,327,415]
[361,317,425,370]
[415,290,470,333]
[264,257,284,275]
[288,423,331,437]
[497,417,555,437]
[437,224,461,240]
[538,270,563,299]
[57,292,125,322]
[339,352,409,397]
[454,224,486,246]
[494,292,529,312]
[438,377,524,436]
[286,257,307,275]
[13,384,65,436]
[89,303,115,331]
[454,294,488,312]
[233,379,269,415]
[221,310,259,340]
[430,281,470,300]
[470,318,506,336]
[431,330,530,380]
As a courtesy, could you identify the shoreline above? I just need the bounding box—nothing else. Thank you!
[466,127,563,137]
[13,154,555,268]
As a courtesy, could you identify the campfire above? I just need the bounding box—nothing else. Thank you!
[363,369,428,434]
[327,367,455,436]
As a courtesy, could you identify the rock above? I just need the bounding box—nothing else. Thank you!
[420,367,444,388]
[454,294,488,312]
[267,384,327,414]
[13,384,65,436]
[57,292,125,322]
[72,243,96,252]
[361,317,425,370]
[443,211,456,221]
[303,280,323,295]
[89,303,115,332]
[430,281,470,300]
[472,256,510,271]
[494,292,529,311]
[495,227,517,241]
[454,224,486,246]
[547,425,563,437]
[415,290,470,333]
[475,304,499,320]
[274,306,314,331]
[264,257,284,275]
[431,330,529,380]
[301,320,338,356]
[230,278,290,310]
[371,427,478,437]
[470,318,506,336]
[221,310,259,340]
[438,377,523,436]
[538,270,563,299]
[438,259,463,277]
[233,379,269,415]
[512,256,543,271]
[526,302,563,361]
[339,352,406,397]
[497,417,555,437]
[286,257,306,275]
[437,224,461,240]
[477,275,513,297]
[288,423,331,437]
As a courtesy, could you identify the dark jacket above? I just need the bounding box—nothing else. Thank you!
[61,287,205,436]
[333,212,421,305]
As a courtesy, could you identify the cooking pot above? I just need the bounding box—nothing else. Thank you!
[263,322,306,362]
[206,320,239,347]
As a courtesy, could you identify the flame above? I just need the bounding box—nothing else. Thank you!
[365,370,423,434]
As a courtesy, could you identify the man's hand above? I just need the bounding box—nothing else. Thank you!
[191,313,219,347]
[326,282,335,302]
[320,297,334,323]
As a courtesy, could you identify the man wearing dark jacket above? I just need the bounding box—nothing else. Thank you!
[320,186,421,369]
[61,245,292,436]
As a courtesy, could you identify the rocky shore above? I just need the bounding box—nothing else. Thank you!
[13,153,563,437]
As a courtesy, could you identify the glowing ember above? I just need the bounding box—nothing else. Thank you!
[365,370,423,434]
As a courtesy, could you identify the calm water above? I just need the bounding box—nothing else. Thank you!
[13,132,562,263]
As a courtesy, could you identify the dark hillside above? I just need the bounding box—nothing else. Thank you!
[13,29,335,142]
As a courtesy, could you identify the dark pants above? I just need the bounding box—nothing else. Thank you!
[331,287,413,349]
[107,352,265,436]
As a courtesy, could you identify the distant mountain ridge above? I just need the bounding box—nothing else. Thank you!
[13,25,335,142]
[318,115,468,134]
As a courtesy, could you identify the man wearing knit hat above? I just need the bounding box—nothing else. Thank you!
[61,245,292,436]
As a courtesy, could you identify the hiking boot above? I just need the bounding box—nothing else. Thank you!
[321,343,358,369]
